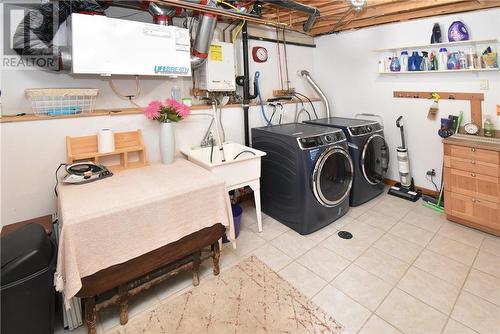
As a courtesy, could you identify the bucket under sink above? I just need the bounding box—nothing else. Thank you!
[181,142,266,188]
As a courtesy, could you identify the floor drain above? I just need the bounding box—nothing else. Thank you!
[338,231,353,239]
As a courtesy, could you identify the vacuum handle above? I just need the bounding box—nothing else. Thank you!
[396,116,403,128]
[396,116,406,149]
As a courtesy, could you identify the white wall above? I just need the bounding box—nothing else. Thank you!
[0,5,321,225]
[313,8,500,190]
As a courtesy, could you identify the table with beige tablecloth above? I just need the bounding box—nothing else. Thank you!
[55,159,234,306]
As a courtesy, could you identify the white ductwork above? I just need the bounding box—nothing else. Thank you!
[13,0,219,73]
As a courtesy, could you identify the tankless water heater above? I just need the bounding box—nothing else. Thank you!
[196,42,236,91]
[69,13,191,77]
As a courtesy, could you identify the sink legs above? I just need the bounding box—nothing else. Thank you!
[248,180,263,233]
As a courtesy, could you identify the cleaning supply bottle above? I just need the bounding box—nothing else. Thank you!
[400,51,409,71]
[467,48,475,69]
[431,23,442,44]
[438,48,448,70]
[422,51,431,71]
[409,51,422,71]
[390,56,401,72]
[447,52,459,70]
[458,51,467,69]
[430,51,438,70]
[484,118,495,137]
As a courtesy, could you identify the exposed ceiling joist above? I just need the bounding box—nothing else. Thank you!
[311,1,500,35]
[260,0,500,36]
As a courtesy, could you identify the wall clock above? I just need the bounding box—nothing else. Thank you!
[252,46,268,63]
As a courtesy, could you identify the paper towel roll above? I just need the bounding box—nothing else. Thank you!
[98,128,115,153]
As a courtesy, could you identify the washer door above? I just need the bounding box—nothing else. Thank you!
[361,134,389,185]
[313,148,354,207]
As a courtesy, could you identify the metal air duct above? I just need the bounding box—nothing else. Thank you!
[190,0,218,69]
[148,2,177,25]
[300,70,331,118]
[262,0,320,32]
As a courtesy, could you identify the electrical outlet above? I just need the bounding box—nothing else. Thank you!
[426,169,436,177]
[480,80,489,90]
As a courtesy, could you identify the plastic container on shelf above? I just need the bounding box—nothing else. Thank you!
[447,52,459,70]
[25,88,98,116]
[438,48,448,70]
[400,51,409,71]
[390,56,401,72]
[484,118,495,138]
[457,51,467,69]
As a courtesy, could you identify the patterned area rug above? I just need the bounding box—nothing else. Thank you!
[107,256,343,334]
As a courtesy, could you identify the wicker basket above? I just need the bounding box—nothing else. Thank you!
[25,88,99,116]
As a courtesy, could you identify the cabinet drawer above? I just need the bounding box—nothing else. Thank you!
[445,191,500,229]
[445,168,499,203]
[449,145,498,164]
[445,156,499,178]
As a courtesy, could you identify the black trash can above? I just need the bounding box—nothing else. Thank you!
[1,223,56,334]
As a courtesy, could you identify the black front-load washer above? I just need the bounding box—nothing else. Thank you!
[252,123,353,235]
[305,117,389,206]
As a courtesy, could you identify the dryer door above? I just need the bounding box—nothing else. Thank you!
[361,134,389,185]
[313,148,354,207]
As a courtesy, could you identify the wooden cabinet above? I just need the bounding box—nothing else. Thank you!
[444,139,500,236]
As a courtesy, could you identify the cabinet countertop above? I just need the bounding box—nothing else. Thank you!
[444,136,500,152]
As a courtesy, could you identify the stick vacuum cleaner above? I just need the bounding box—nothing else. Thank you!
[388,116,421,202]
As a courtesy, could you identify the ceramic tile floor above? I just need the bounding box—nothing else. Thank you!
[56,192,500,334]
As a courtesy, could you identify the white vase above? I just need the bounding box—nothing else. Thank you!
[160,122,175,165]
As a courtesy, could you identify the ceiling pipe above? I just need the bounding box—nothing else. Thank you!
[148,2,177,25]
[190,0,218,69]
[299,70,331,118]
[261,0,320,32]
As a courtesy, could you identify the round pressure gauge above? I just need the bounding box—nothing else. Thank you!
[464,122,480,135]
[252,46,268,63]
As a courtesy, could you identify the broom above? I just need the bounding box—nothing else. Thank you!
[423,111,463,214]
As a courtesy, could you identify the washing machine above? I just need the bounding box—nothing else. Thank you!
[252,123,353,235]
[305,117,389,207]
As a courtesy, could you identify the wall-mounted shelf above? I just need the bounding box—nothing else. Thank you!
[373,38,499,53]
[379,68,499,74]
[1,98,320,124]
[66,130,148,172]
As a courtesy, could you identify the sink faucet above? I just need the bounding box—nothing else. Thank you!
[195,97,226,162]
[201,132,215,148]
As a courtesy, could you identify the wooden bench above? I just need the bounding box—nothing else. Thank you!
[77,223,225,334]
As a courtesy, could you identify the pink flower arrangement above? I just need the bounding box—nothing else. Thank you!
[144,98,191,123]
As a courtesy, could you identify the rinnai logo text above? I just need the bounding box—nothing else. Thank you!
[154,66,189,74]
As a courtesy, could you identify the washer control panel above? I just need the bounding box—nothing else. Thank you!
[348,123,382,136]
[298,131,345,150]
